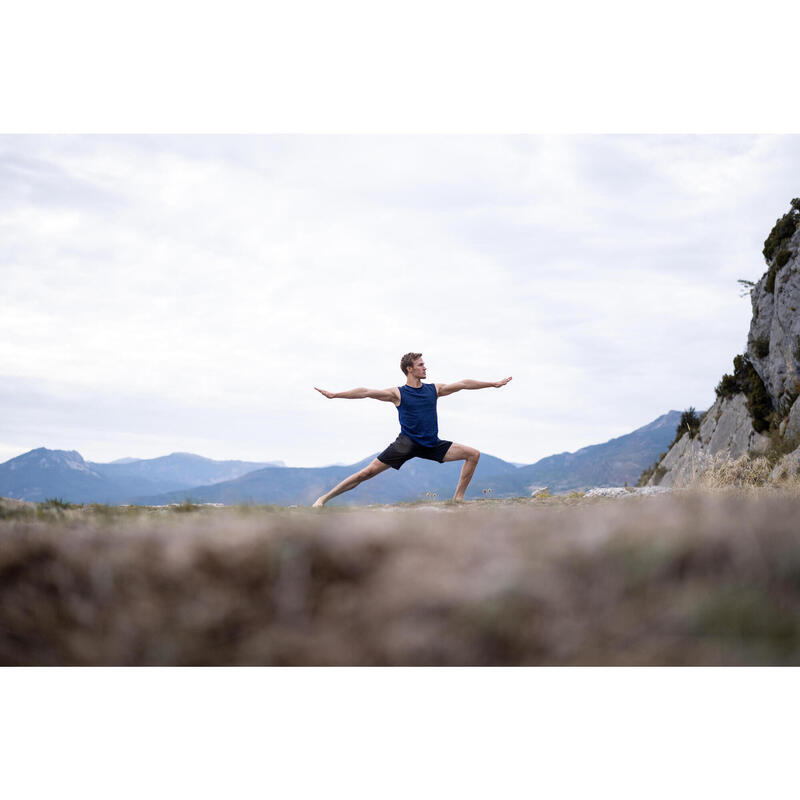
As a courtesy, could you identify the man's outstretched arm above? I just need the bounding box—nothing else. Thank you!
[436,376,512,397]
[314,386,399,402]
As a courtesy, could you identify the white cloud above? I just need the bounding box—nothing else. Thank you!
[1,135,797,466]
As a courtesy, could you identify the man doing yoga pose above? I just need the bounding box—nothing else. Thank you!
[312,353,512,507]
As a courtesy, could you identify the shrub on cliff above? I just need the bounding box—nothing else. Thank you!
[715,372,739,399]
[668,407,701,449]
[714,354,773,433]
[765,265,777,294]
[763,198,800,263]
[754,335,770,359]
[739,355,773,433]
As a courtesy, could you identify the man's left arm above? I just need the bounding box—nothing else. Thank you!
[436,376,512,397]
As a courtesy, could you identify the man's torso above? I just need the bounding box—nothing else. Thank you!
[396,382,440,446]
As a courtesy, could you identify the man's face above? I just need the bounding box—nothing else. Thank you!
[410,358,427,379]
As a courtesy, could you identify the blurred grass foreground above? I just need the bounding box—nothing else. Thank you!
[1,481,800,665]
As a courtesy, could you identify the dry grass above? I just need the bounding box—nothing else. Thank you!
[685,453,773,490]
[2,488,800,666]
[679,451,800,493]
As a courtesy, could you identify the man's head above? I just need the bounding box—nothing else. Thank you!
[400,352,426,379]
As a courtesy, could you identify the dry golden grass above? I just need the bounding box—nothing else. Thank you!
[2,487,800,666]
[679,451,800,494]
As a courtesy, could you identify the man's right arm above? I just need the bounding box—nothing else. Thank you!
[314,387,399,402]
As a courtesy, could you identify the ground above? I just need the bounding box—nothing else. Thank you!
[1,489,799,665]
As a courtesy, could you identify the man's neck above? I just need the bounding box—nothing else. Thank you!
[405,376,423,388]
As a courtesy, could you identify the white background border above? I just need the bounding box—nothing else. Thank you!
[3,0,799,796]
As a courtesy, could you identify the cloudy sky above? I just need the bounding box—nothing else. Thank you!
[1,134,798,467]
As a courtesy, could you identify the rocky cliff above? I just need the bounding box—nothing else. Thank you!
[748,222,800,412]
[645,199,800,487]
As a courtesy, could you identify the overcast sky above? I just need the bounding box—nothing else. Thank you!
[2,134,798,467]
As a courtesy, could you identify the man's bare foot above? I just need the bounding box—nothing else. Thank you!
[312,496,327,508]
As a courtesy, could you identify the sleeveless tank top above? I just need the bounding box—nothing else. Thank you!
[397,383,439,446]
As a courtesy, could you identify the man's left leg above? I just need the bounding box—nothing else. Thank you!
[312,458,391,507]
[442,442,481,501]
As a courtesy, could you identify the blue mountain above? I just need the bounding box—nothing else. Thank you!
[0,449,280,503]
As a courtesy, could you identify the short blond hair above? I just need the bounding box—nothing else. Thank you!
[400,352,422,376]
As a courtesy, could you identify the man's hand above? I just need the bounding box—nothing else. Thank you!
[314,387,336,399]
[494,376,513,388]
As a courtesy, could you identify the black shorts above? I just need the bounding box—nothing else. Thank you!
[377,434,453,470]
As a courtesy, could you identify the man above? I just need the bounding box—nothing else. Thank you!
[312,352,512,507]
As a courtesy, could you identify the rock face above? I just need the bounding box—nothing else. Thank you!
[785,397,800,442]
[747,224,800,413]
[700,394,772,457]
[647,394,771,488]
[770,445,800,483]
[647,208,800,488]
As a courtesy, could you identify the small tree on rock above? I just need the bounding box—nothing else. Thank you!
[678,407,701,441]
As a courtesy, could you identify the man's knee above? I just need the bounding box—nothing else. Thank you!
[444,444,480,464]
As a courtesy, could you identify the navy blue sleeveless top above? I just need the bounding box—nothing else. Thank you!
[397,383,440,446]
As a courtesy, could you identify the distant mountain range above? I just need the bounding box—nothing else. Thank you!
[474,409,690,495]
[0,450,282,504]
[0,410,684,506]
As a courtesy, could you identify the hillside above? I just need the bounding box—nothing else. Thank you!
[484,411,684,495]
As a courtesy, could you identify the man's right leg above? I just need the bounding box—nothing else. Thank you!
[312,458,391,507]
[442,442,481,501]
